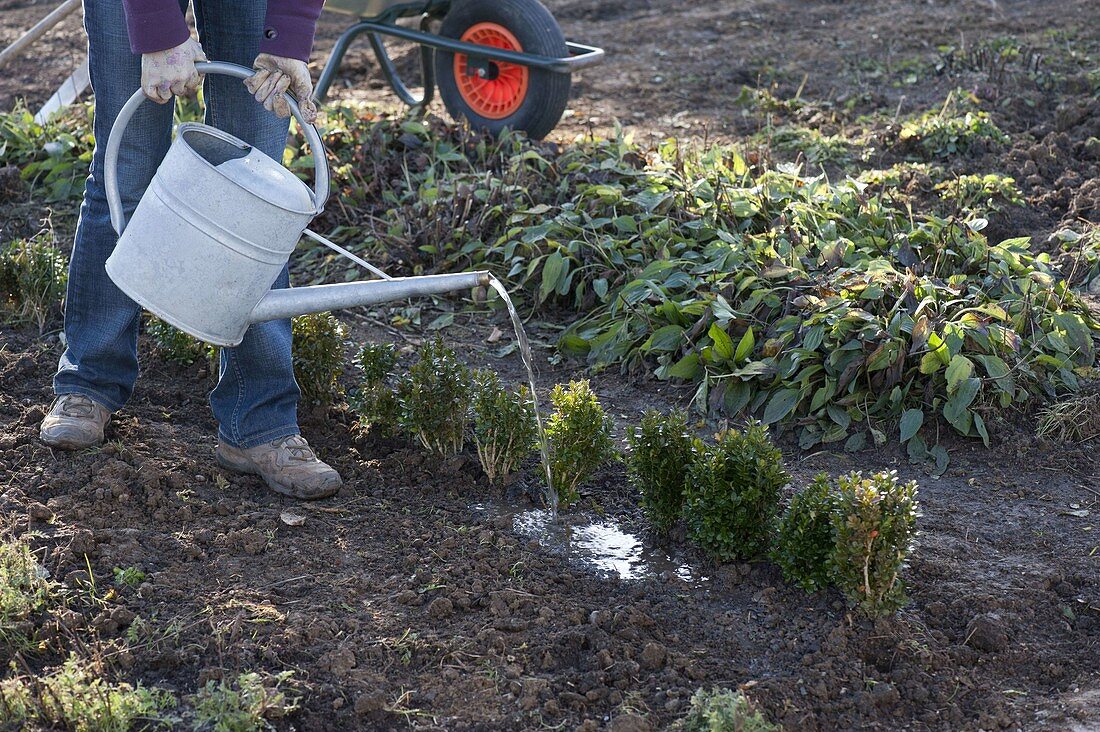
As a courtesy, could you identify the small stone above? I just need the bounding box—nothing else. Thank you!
[638,642,667,670]
[354,690,385,715]
[609,713,653,732]
[965,613,1008,652]
[427,597,453,619]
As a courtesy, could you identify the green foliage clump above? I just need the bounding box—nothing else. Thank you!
[934,173,1022,213]
[397,338,472,455]
[831,470,919,616]
[769,125,851,166]
[113,566,146,588]
[683,423,788,562]
[470,370,537,485]
[899,99,1008,158]
[0,654,175,730]
[627,409,695,536]
[291,312,347,405]
[0,102,95,201]
[676,687,777,732]
[771,475,836,592]
[145,316,216,367]
[0,538,49,631]
[545,380,615,507]
[349,343,400,437]
[0,234,68,333]
[190,671,299,732]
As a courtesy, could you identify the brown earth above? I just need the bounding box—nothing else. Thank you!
[2,0,1100,730]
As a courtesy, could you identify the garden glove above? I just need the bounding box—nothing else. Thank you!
[245,53,318,124]
[140,37,207,104]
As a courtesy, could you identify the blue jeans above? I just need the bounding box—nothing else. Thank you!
[54,0,301,448]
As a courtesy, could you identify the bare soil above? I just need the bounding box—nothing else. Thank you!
[1,0,1099,730]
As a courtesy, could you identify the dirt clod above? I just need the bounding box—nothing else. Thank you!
[965,613,1010,653]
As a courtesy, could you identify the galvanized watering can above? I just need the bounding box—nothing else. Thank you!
[104,61,489,347]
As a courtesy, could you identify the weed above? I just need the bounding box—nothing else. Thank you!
[683,423,788,562]
[0,101,94,201]
[675,687,777,731]
[349,342,400,437]
[934,173,1022,213]
[470,370,537,485]
[0,653,176,730]
[291,312,347,405]
[545,380,616,507]
[1036,393,1100,443]
[190,671,299,731]
[899,93,1008,158]
[769,126,851,166]
[113,566,146,588]
[0,536,50,650]
[145,316,216,367]
[0,233,68,333]
[831,471,919,617]
[397,338,472,455]
[771,474,836,593]
[627,409,695,536]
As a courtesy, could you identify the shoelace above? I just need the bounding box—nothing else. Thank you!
[274,435,316,462]
[57,395,97,418]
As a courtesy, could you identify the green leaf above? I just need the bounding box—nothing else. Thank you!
[665,353,702,381]
[734,327,756,362]
[945,354,974,393]
[539,251,566,303]
[930,445,950,476]
[708,323,735,361]
[762,388,800,425]
[974,412,990,447]
[899,409,923,442]
[643,325,685,353]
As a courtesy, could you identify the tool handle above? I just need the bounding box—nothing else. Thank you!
[104,60,329,235]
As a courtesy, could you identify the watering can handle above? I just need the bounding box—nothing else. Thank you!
[104,60,330,236]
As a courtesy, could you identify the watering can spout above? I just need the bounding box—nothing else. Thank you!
[248,271,493,326]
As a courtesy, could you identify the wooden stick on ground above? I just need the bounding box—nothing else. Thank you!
[0,0,82,70]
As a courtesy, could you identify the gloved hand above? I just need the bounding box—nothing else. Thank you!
[245,53,318,124]
[141,38,207,104]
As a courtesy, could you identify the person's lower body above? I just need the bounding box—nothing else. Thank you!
[43,0,339,499]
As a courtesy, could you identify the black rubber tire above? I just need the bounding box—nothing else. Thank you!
[435,0,571,140]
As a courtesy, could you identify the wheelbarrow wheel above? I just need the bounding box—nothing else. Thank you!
[435,0,571,140]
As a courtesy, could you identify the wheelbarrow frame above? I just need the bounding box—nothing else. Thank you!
[313,0,604,108]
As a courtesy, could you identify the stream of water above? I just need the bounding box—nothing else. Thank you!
[486,275,558,518]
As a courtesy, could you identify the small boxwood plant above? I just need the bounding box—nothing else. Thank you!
[396,337,472,456]
[291,312,347,405]
[831,470,919,617]
[350,343,400,437]
[627,408,694,536]
[771,474,837,593]
[545,379,615,507]
[676,687,776,732]
[470,369,537,485]
[145,316,216,367]
[683,422,788,562]
[0,234,68,333]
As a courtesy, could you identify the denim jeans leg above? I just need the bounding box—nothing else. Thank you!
[53,0,180,411]
[196,0,302,448]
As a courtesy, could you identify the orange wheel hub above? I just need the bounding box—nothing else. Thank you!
[454,23,529,119]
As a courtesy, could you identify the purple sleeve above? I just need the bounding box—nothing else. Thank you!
[260,0,326,61]
[121,0,191,54]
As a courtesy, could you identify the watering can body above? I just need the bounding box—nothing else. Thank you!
[103,61,487,347]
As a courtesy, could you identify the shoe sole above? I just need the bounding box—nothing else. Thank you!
[215,449,341,501]
[40,431,103,451]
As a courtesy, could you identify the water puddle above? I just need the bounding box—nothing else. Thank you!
[474,502,706,584]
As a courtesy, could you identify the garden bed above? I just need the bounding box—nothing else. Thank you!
[2,0,1099,729]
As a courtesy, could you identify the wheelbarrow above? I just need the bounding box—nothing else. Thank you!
[314,0,604,140]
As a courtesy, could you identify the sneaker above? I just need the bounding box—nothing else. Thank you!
[215,435,342,500]
[40,394,112,450]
